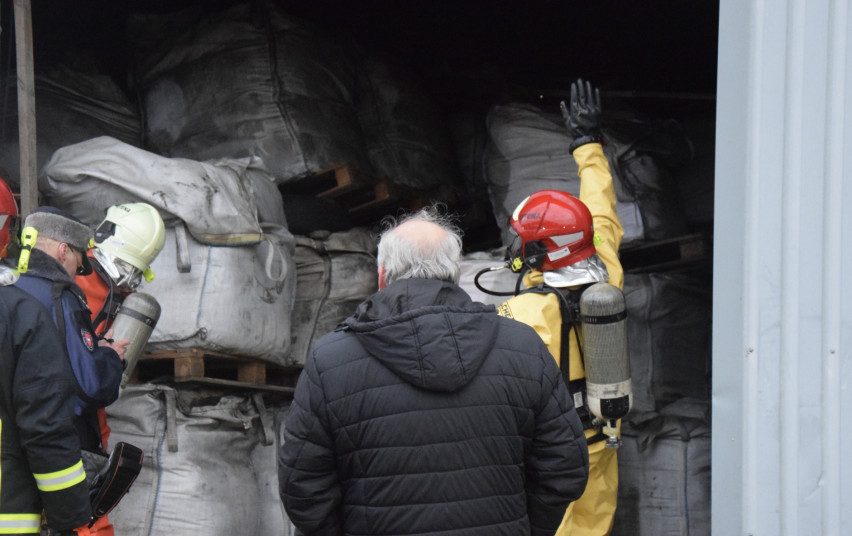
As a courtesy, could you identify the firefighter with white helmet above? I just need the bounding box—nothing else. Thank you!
[497,79,628,536]
[74,202,165,536]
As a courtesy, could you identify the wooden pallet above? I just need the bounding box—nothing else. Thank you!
[280,164,397,215]
[620,233,710,273]
[132,348,298,395]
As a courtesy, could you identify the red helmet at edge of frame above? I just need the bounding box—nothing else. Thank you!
[0,178,18,258]
[509,189,596,272]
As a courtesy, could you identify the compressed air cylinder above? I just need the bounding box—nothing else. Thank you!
[113,292,161,387]
[580,282,632,422]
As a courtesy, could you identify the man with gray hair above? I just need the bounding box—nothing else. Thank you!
[279,207,589,536]
[14,207,127,459]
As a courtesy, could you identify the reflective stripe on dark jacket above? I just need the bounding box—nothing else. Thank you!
[279,278,589,536]
[0,280,92,532]
[14,249,123,452]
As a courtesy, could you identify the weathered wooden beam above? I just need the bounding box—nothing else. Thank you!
[13,0,37,217]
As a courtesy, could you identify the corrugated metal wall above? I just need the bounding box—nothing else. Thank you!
[713,0,851,534]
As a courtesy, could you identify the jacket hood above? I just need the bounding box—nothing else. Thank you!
[343,278,499,392]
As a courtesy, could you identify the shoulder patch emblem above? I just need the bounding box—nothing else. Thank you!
[496,303,513,319]
[80,329,95,351]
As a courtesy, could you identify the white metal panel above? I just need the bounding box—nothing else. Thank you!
[714,0,851,535]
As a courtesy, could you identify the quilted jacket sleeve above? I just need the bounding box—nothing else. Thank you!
[278,353,342,535]
[525,344,590,535]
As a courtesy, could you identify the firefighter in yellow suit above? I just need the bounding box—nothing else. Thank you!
[497,79,623,536]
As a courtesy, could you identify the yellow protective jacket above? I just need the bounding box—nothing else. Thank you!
[497,142,624,536]
[498,142,624,382]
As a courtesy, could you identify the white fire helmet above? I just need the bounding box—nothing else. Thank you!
[93,203,165,290]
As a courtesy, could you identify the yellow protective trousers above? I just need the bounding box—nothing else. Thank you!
[557,438,618,535]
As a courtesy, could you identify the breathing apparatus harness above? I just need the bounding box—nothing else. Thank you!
[476,251,608,444]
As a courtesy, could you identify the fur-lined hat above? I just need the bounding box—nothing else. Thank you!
[24,206,93,275]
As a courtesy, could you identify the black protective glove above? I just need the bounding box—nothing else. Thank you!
[560,78,604,153]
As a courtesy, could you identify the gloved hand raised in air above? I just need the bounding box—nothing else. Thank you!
[560,78,604,153]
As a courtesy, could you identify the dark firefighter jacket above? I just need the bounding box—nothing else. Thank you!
[14,249,123,452]
[0,281,92,533]
[279,278,589,536]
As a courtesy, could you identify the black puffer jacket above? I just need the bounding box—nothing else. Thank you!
[279,278,589,535]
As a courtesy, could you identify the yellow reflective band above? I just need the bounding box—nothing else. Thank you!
[0,513,40,533]
[143,266,155,282]
[33,459,85,492]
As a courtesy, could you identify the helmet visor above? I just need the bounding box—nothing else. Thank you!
[94,248,143,289]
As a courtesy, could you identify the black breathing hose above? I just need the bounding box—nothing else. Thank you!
[473,263,528,296]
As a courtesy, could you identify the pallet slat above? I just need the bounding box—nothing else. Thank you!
[134,349,296,394]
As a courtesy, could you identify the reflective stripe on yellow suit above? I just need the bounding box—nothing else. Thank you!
[499,142,623,536]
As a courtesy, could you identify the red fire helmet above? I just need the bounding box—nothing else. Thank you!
[0,178,17,258]
[509,189,596,272]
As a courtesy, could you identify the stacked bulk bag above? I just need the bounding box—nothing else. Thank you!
[449,112,497,231]
[485,104,644,246]
[485,103,693,246]
[623,273,712,413]
[614,400,711,536]
[602,115,692,241]
[144,223,294,361]
[40,137,296,363]
[289,228,377,366]
[134,1,369,183]
[357,59,461,190]
[253,400,293,535]
[107,385,295,535]
[0,57,140,187]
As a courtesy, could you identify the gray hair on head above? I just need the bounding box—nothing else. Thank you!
[377,205,463,286]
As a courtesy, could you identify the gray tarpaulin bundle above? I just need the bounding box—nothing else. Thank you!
[0,58,140,188]
[40,137,297,363]
[357,59,461,190]
[485,103,645,246]
[108,385,295,536]
[289,228,378,366]
[40,137,265,244]
[133,1,369,183]
[615,400,711,536]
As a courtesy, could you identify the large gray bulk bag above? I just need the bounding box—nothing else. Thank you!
[39,137,266,245]
[135,2,369,183]
[485,104,644,246]
[623,273,712,413]
[145,224,296,363]
[357,60,461,190]
[108,385,294,535]
[0,58,141,188]
[289,228,377,366]
[253,401,293,535]
[448,112,496,230]
[614,403,711,536]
